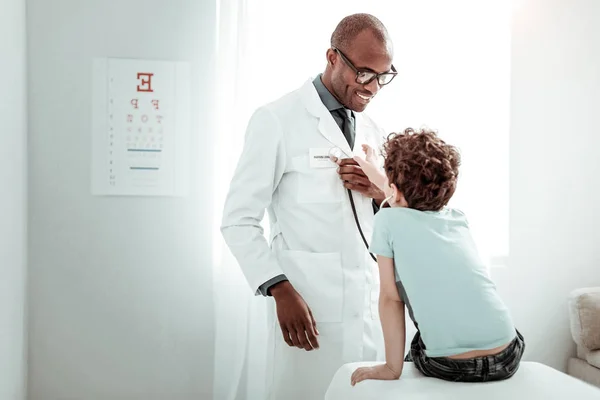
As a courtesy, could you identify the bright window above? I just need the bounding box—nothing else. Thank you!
[216,0,510,266]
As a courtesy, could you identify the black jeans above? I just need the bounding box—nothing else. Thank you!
[404,330,525,382]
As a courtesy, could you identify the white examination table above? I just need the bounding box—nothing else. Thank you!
[325,362,600,399]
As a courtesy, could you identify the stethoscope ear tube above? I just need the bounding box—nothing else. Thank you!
[379,194,393,209]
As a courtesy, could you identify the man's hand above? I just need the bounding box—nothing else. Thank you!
[336,158,385,201]
[270,281,320,351]
[350,363,401,386]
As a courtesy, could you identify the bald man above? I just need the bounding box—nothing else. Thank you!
[221,13,398,399]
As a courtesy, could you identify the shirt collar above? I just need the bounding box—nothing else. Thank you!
[312,74,345,112]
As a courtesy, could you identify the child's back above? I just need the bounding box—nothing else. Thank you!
[371,206,515,358]
[350,128,524,386]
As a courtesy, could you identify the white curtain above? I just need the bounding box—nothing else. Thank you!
[212,0,272,399]
[212,2,511,399]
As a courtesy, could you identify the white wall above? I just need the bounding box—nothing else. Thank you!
[21,1,600,398]
[0,0,28,398]
[27,1,216,399]
[496,0,600,371]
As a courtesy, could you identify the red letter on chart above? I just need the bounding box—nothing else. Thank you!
[151,100,160,110]
[131,99,139,109]
[137,73,154,92]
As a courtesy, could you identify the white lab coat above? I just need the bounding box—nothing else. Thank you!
[221,78,386,400]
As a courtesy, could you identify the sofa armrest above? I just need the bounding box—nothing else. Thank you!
[568,287,600,351]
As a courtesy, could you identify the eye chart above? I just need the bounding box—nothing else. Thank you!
[91,58,190,196]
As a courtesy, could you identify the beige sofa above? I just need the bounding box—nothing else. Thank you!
[568,287,600,388]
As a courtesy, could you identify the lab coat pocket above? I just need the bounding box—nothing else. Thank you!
[292,155,342,204]
[278,250,343,323]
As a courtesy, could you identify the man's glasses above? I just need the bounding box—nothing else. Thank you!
[333,47,397,87]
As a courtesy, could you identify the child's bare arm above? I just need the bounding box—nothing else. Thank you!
[353,144,387,192]
[378,255,406,377]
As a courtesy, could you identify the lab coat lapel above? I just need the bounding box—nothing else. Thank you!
[354,113,367,152]
[300,79,353,157]
[355,113,382,151]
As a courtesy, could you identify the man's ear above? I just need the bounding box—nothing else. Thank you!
[326,48,336,66]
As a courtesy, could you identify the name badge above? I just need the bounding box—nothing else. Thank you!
[309,148,337,169]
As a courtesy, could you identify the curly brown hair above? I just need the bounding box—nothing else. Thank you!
[382,127,461,212]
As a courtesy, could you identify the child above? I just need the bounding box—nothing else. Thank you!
[350,127,524,385]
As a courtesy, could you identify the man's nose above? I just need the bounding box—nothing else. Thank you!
[364,79,381,95]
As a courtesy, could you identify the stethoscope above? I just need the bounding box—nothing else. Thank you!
[328,146,377,262]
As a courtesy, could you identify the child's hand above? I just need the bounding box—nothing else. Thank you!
[361,144,377,164]
[351,363,401,386]
[353,145,386,192]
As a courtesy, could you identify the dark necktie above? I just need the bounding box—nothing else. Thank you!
[336,108,355,150]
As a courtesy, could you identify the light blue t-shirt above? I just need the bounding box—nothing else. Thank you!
[370,207,516,358]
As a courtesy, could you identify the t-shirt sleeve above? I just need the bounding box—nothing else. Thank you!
[451,207,470,227]
[369,212,394,258]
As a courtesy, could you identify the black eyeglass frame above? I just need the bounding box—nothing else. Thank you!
[332,47,398,86]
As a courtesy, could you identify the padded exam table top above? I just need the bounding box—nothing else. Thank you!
[325,362,600,400]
